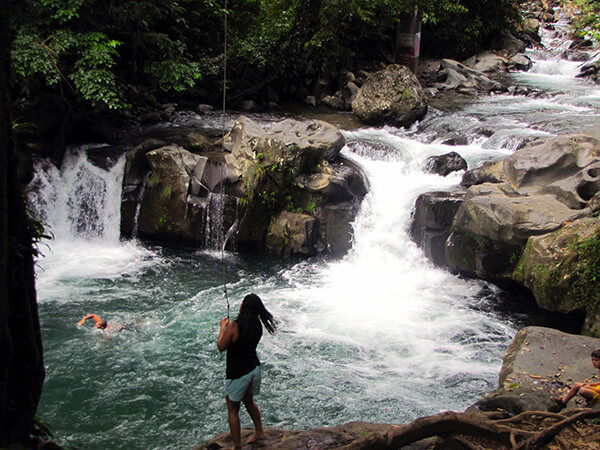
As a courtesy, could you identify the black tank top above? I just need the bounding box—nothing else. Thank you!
[226,321,262,380]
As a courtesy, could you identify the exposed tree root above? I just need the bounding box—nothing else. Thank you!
[338,408,600,450]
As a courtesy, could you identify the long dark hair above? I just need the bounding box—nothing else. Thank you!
[236,293,277,341]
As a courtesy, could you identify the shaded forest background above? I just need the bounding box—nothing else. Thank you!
[9,0,524,114]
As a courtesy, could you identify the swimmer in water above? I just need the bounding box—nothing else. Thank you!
[77,314,124,338]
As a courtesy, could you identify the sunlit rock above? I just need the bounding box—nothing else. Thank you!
[471,326,600,414]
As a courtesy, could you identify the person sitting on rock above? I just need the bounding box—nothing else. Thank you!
[559,349,600,406]
[77,314,124,336]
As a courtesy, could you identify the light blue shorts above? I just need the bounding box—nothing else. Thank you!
[226,365,261,402]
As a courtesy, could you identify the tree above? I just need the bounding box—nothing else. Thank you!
[0,0,46,446]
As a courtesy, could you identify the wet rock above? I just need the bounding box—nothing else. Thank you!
[265,211,321,257]
[440,135,469,146]
[514,218,600,332]
[410,189,465,266]
[425,151,468,176]
[426,128,600,331]
[509,53,533,71]
[223,116,367,257]
[352,64,428,127]
[197,104,214,114]
[464,51,509,73]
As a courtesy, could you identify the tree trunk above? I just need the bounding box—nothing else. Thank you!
[0,1,46,446]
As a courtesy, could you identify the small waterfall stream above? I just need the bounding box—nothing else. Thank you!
[29,9,600,449]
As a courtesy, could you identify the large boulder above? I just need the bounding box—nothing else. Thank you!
[121,138,166,238]
[351,64,428,127]
[472,327,600,414]
[452,183,587,246]
[463,51,509,73]
[411,128,600,333]
[136,144,205,242]
[265,211,321,257]
[222,116,368,256]
[514,218,600,335]
[449,131,600,278]
[425,151,467,176]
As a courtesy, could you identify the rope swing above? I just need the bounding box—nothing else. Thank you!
[221,0,230,319]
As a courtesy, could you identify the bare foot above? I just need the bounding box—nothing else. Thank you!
[246,432,266,444]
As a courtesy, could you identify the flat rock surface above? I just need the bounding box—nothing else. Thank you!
[196,422,400,449]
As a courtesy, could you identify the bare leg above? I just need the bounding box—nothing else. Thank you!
[242,393,266,443]
[562,382,584,404]
[226,397,242,449]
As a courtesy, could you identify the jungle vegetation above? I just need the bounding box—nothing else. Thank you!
[8,0,522,114]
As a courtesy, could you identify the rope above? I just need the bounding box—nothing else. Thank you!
[221,0,230,319]
[222,0,227,141]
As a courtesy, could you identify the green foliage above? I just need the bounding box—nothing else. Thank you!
[570,0,600,44]
[9,0,217,109]
[8,0,522,110]
[145,60,201,93]
[568,227,600,304]
[26,208,53,259]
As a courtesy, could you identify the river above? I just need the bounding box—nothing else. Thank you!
[29,12,600,450]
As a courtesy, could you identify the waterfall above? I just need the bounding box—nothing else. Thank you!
[204,192,226,250]
[203,192,239,251]
[28,145,126,243]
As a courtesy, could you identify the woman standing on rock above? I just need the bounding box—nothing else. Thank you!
[217,293,277,449]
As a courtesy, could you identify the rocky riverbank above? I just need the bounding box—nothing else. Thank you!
[198,327,600,449]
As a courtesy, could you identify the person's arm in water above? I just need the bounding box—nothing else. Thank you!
[217,318,239,351]
[77,314,103,327]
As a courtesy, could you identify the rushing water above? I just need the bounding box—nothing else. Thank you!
[30,16,600,450]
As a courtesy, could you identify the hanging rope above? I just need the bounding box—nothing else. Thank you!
[221,0,230,319]
[222,0,228,141]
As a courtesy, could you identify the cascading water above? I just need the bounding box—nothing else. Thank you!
[31,11,600,450]
[29,145,124,242]
[204,193,227,250]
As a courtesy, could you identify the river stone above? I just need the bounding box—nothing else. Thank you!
[463,51,509,73]
[514,217,600,317]
[223,115,345,189]
[471,326,600,414]
[425,151,467,176]
[460,160,505,187]
[410,189,465,266]
[265,211,320,257]
[433,59,505,94]
[121,138,168,237]
[351,64,428,127]
[502,133,600,190]
[509,53,533,71]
